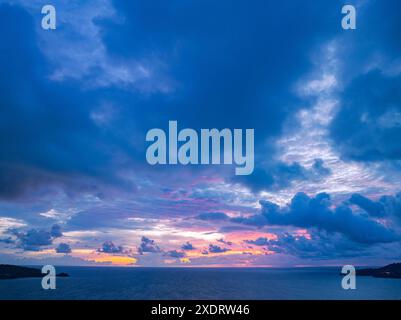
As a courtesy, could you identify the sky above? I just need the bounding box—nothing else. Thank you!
[1,0,401,267]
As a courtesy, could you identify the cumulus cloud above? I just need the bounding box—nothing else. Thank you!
[50,224,63,238]
[246,232,370,260]
[208,244,230,253]
[56,243,72,254]
[9,224,64,251]
[234,192,399,244]
[13,229,53,251]
[181,242,195,250]
[348,194,386,217]
[98,241,125,254]
[138,237,161,255]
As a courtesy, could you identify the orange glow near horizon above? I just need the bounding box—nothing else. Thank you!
[72,249,137,266]
[87,255,137,266]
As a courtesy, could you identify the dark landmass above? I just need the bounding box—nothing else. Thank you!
[357,263,401,279]
[57,272,69,277]
[0,264,69,280]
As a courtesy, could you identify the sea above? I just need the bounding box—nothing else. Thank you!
[0,267,400,300]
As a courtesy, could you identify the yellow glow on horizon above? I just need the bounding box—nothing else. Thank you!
[86,255,137,266]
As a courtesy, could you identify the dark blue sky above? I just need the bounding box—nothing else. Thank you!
[0,0,401,267]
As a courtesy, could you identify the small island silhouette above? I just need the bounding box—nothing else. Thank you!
[0,264,69,280]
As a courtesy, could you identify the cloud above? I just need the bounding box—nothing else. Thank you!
[0,1,342,203]
[0,0,341,202]
[56,243,72,254]
[197,212,229,221]
[208,244,230,253]
[380,193,401,217]
[138,237,161,255]
[311,159,332,177]
[181,242,195,250]
[265,232,370,259]
[0,3,139,200]
[326,1,401,168]
[13,229,53,251]
[3,224,65,251]
[234,192,399,244]
[235,159,331,193]
[98,241,125,254]
[244,238,270,246]
[164,250,186,258]
[50,224,63,238]
[0,237,14,244]
[330,71,401,163]
[348,194,386,217]
[243,230,384,260]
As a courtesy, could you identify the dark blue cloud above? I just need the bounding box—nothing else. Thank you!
[246,232,371,260]
[0,236,14,244]
[12,229,52,251]
[138,237,161,254]
[181,242,195,250]
[0,4,138,200]
[95,0,341,182]
[56,243,72,254]
[197,212,229,221]
[234,159,331,193]
[328,0,401,165]
[50,224,63,238]
[234,192,399,244]
[312,159,332,177]
[380,193,401,218]
[349,194,386,217]
[208,244,230,253]
[330,71,401,162]
[98,241,125,254]
[0,0,344,200]
[8,224,63,251]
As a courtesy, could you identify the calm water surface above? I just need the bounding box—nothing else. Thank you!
[1,267,400,300]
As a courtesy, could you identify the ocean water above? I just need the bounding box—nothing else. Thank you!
[0,267,401,300]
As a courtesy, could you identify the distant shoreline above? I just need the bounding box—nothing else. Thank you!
[356,263,401,279]
[0,265,69,280]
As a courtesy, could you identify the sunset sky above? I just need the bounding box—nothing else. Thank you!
[1,0,401,267]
